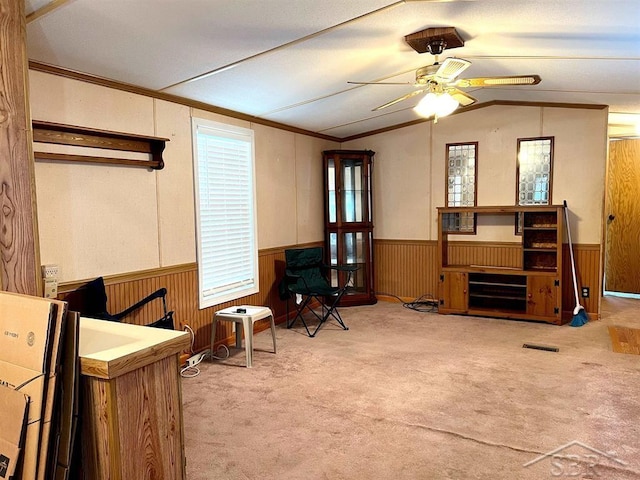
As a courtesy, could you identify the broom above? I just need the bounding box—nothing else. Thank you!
[563,200,588,327]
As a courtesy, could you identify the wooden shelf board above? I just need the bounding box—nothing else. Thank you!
[469,281,527,288]
[469,294,526,301]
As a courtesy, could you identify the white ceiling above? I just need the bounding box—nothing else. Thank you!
[25,0,640,139]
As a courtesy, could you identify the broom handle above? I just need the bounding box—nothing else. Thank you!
[563,200,580,305]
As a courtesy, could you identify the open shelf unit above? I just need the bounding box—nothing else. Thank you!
[438,205,565,324]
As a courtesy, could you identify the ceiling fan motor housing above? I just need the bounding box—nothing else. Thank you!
[404,27,465,54]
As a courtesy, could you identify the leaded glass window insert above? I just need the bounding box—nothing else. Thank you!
[445,142,477,233]
[517,137,554,205]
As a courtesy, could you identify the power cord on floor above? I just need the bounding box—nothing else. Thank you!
[180,324,231,378]
[376,292,439,313]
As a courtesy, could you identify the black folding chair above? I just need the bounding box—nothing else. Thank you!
[63,276,175,329]
[281,247,357,337]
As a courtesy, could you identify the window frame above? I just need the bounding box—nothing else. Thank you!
[191,117,259,309]
[444,141,478,234]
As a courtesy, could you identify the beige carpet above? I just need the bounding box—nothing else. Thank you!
[182,297,640,480]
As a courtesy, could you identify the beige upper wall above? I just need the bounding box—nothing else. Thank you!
[342,123,431,240]
[29,69,606,282]
[30,70,336,282]
[343,104,608,244]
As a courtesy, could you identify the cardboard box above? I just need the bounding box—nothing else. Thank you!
[0,385,29,479]
[53,312,80,480]
[36,301,68,480]
[0,292,57,480]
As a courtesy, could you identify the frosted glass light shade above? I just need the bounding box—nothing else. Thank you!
[414,92,459,118]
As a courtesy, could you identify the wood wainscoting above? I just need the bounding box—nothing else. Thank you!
[59,243,322,352]
[374,239,601,319]
[58,240,601,352]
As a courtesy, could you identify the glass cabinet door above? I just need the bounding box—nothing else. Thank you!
[341,158,366,223]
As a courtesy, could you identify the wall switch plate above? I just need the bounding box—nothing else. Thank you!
[581,287,590,298]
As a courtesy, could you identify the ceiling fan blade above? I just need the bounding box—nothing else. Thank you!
[454,75,542,88]
[448,88,477,107]
[373,89,426,111]
[435,57,472,82]
[348,81,413,86]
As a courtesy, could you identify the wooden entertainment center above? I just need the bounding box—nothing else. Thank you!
[438,205,566,324]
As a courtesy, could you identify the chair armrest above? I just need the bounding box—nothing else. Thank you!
[113,287,167,320]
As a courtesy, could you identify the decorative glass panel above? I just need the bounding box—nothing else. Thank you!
[445,142,477,233]
[516,137,554,234]
[517,137,553,206]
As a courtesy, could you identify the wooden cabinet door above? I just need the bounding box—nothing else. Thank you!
[527,276,559,320]
[440,272,468,313]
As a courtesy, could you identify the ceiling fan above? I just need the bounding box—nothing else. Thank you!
[349,27,541,118]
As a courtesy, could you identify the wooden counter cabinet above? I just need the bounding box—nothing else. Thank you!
[79,318,191,480]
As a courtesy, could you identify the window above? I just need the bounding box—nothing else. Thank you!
[516,137,554,234]
[517,137,554,205]
[192,118,258,309]
[444,142,478,233]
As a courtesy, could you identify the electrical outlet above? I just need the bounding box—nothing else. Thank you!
[581,287,590,298]
[41,264,59,279]
[43,279,58,299]
[232,322,236,333]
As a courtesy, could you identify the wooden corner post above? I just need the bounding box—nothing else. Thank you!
[0,0,42,295]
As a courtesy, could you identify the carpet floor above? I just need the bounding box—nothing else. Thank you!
[182,296,640,479]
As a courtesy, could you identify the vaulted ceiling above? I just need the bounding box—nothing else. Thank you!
[25,0,640,139]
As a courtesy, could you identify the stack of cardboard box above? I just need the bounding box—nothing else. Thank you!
[0,292,79,480]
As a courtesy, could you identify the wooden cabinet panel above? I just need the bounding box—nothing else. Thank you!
[440,272,468,313]
[527,276,560,321]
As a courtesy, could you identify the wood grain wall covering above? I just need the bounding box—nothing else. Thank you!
[61,241,600,350]
[374,240,440,300]
[61,245,320,351]
[447,241,522,269]
[0,0,41,295]
[375,239,601,319]
[562,244,601,318]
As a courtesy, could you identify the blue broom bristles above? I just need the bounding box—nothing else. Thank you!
[570,307,589,327]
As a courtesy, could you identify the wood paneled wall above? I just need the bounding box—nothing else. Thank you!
[60,240,600,352]
[375,239,601,318]
[561,244,601,318]
[374,240,439,300]
[59,244,322,352]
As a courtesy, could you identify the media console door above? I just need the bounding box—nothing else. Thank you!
[527,275,561,322]
[439,272,468,313]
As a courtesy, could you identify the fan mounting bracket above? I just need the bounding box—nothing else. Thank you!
[405,27,464,54]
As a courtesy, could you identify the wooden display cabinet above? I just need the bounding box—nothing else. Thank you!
[323,150,376,306]
[438,205,565,324]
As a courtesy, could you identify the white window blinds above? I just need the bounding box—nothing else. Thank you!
[192,118,258,308]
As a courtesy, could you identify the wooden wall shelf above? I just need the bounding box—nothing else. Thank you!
[32,120,169,170]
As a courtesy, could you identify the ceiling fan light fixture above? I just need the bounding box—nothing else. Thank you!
[414,92,459,120]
